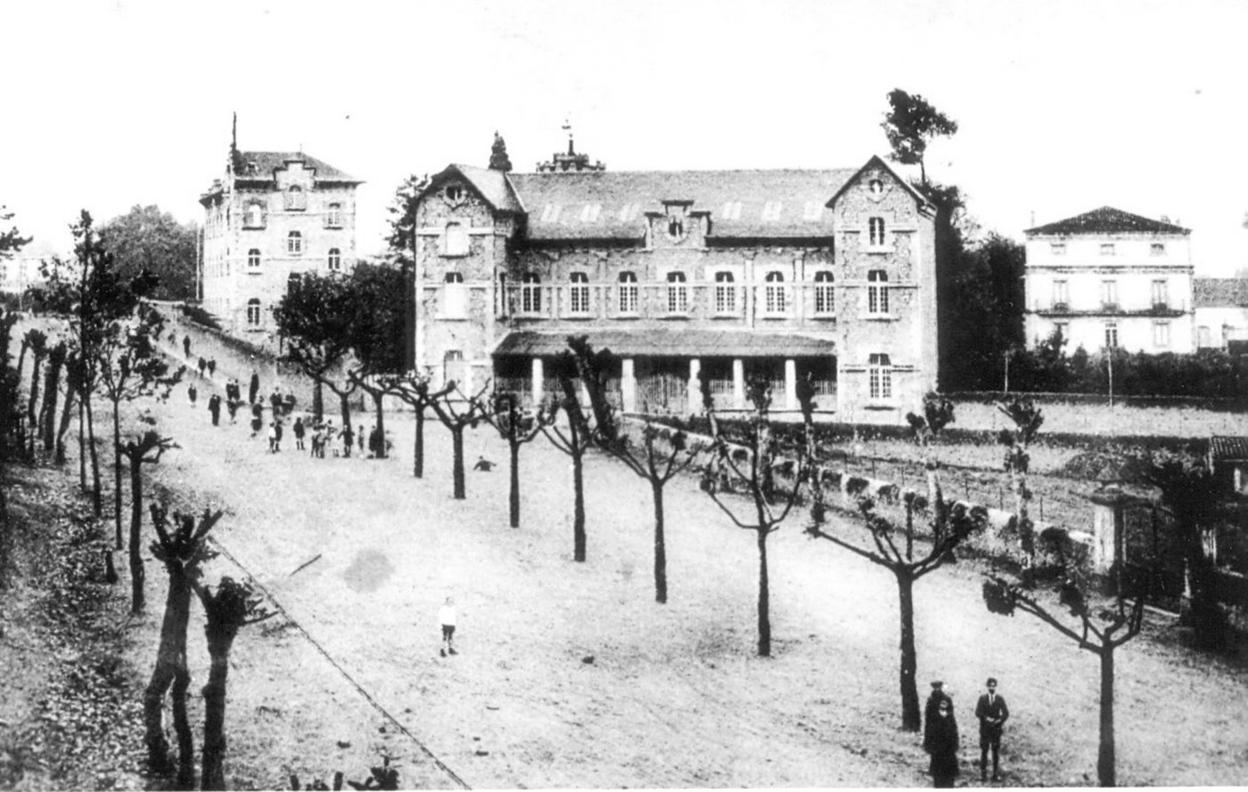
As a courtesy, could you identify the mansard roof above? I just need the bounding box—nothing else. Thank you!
[232,151,362,185]
[1026,206,1189,237]
[505,168,857,241]
[1193,277,1248,308]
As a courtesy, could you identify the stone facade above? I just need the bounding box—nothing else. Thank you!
[200,148,361,342]
[412,152,937,425]
[1023,207,1194,354]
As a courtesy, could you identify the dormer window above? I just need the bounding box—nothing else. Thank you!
[285,185,306,211]
[445,185,464,202]
[580,204,602,222]
[244,202,265,229]
[761,201,783,222]
[803,202,822,221]
[720,202,743,220]
[668,217,685,239]
[869,178,884,195]
[541,204,562,223]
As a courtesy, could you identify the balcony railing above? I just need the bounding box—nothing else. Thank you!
[499,283,842,323]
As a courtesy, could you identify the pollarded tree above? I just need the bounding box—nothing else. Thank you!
[39,341,68,453]
[535,353,596,563]
[119,431,177,614]
[145,504,222,785]
[983,532,1155,787]
[192,576,274,791]
[475,390,543,528]
[53,352,82,465]
[805,399,986,731]
[880,88,958,188]
[698,374,807,654]
[275,273,357,430]
[571,336,703,604]
[997,397,1044,568]
[387,370,449,479]
[427,382,491,500]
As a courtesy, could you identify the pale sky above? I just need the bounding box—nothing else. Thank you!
[4,0,1247,274]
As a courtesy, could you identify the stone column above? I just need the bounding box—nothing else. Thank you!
[784,358,797,411]
[733,358,745,409]
[532,358,544,406]
[622,358,637,413]
[688,358,701,415]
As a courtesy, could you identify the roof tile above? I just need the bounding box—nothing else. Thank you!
[1026,206,1189,236]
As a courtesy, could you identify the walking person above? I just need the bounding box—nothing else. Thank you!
[975,677,1009,782]
[197,357,207,378]
[227,397,240,424]
[924,693,960,788]
[293,417,306,450]
[359,424,367,456]
[273,419,283,453]
[207,358,217,378]
[269,388,282,416]
[207,393,222,426]
[267,421,278,453]
[182,335,191,358]
[438,597,458,657]
[248,371,260,405]
[341,424,354,458]
[187,383,198,406]
[250,402,263,438]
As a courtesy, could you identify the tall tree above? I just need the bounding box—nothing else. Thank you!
[100,205,198,300]
[946,234,1027,390]
[274,273,357,430]
[572,337,702,604]
[119,430,177,614]
[698,375,807,653]
[384,175,426,370]
[39,341,68,453]
[0,308,21,526]
[489,132,513,172]
[475,390,543,528]
[146,504,222,786]
[880,88,958,187]
[806,396,986,731]
[344,263,407,460]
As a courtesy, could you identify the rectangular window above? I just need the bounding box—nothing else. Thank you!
[1100,243,1115,256]
[869,217,886,247]
[617,278,638,314]
[443,223,469,256]
[803,201,822,221]
[720,202,742,220]
[1197,325,1211,348]
[520,276,542,314]
[666,273,688,314]
[868,353,892,400]
[764,282,787,314]
[442,273,466,319]
[761,201,783,222]
[813,272,835,314]
[1101,279,1118,309]
[1150,242,1165,256]
[569,274,590,315]
[1151,279,1168,308]
[325,203,343,228]
[1153,321,1170,348]
[714,273,736,314]
[1050,242,1066,255]
[1052,279,1069,309]
[867,270,889,315]
[1105,322,1118,348]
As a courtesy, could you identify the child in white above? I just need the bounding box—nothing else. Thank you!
[438,597,457,657]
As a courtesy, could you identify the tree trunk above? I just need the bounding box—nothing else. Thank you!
[172,658,194,789]
[41,355,62,451]
[652,479,667,604]
[26,356,42,455]
[509,438,521,528]
[572,445,586,562]
[200,631,237,791]
[55,383,76,465]
[113,401,124,549]
[896,570,921,731]
[85,392,102,517]
[1097,647,1116,787]
[78,397,87,489]
[312,380,324,423]
[145,566,192,774]
[756,527,771,656]
[413,405,425,478]
[372,390,386,459]
[338,391,352,437]
[451,426,465,499]
[128,457,145,614]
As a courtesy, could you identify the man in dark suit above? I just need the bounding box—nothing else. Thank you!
[974,677,1009,781]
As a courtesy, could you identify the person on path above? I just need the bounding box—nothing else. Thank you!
[924,694,960,788]
[293,417,306,450]
[207,393,221,426]
[267,421,278,453]
[311,424,324,458]
[341,424,354,458]
[248,372,260,405]
[438,597,457,657]
[975,677,1009,782]
[269,388,282,416]
[182,335,191,358]
[197,357,207,377]
[283,392,297,416]
[207,358,216,377]
[227,397,240,423]
[273,419,284,453]
[250,402,264,438]
[187,383,198,406]
[360,424,367,455]
[924,680,950,737]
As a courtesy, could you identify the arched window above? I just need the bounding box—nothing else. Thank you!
[287,231,303,255]
[714,271,736,314]
[617,271,638,314]
[764,271,787,315]
[867,269,889,315]
[868,353,892,399]
[813,270,835,314]
[868,217,886,246]
[443,272,466,318]
[444,222,468,256]
[285,185,306,211]
[666,271,688,314]
[244,202,265,228]
[246,298,262,327]
[521,273,542,314]
[325,203,343,228]
[328,248,342,272]
[247,249,261,271]
[569,272,590,314]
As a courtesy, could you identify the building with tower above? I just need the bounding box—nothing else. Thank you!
[410,132,938,424]
[199,119,362,338]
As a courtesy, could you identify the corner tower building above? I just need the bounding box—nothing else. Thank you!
[199,122,362,339]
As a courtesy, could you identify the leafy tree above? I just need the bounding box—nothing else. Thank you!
[806,397,986,731]
[947,234,1026,390]
[983,530,1154,787]
[146,504,222,786]
[119,430,177,614]
[476,390,543,528]
[698,374,806,653]
[192,575,274,791]
[383,175,425,370]
[489,132,513,172]
[0,205,31,261]
[572,337,702,604]
[427,383,490,500]
[344,263,407,459]
[996,397,1043,568]
[536,354,596,562]
[100,204,198,300]
[880,88,958,187]
[0,308,21,525]
[274,273,356,429]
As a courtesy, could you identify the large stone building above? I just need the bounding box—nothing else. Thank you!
[1023,207,1194,353]
[410,141,937,424]
[199,130,361,337]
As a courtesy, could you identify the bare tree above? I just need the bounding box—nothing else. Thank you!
[475,390,543,528]
[53,352,81,465]
[427,382,490,500]
[386,370,450,479]
[119,431,177,614]
[535,353,595,562]
[145,504,222,786]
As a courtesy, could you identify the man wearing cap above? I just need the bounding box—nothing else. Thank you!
[974,677,1009,781]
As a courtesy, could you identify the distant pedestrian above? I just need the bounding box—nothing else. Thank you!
[283,392,297,416]
[311,425,325,458]
[924,694,960,788]
[438,597,458,657]
[341,424,354,458]
[473,455,495,472]
[925,680,950,735]
[273,420,283,452]
[268,422,278,453]
[248,372,260,405]
[187,383,198,406]
[269,388,282,416]
[359,424,367,455]
[227,398,240,423]
[182,335,191,358]
[207,393,221,426]
[197,356,207,377]
[250,402,263,438]
[293,417,306,450]
[207,358,217,377]
[975,677,1009,782]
